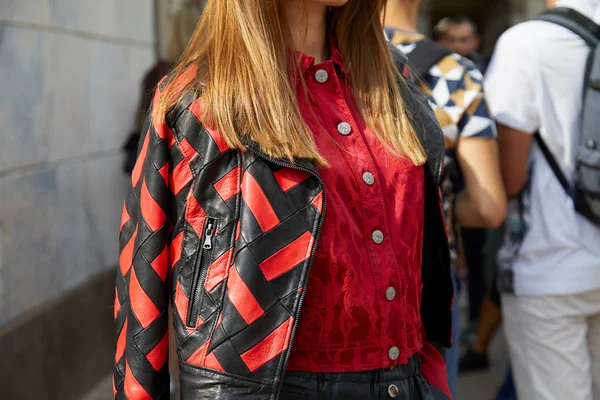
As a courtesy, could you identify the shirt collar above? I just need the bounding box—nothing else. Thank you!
[296,35,346,76]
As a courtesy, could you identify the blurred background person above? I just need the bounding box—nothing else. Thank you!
[123,0,207,174]
[385,1,507,397]
[433,14,492,348]
[485,0,600,399]
[433,15,490,74]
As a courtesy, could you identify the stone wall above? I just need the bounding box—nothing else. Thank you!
[0,0,155,326]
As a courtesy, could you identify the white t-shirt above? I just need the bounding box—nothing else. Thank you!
[484,0,600,296]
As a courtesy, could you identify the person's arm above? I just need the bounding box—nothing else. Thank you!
[114,97,171,399]
[484,26,539,198]
[497,124,533,198]
[454,137,507,227]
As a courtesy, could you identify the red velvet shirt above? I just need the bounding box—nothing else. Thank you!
[286,44,426,373]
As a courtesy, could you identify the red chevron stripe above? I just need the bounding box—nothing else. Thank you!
[171,159,193,196]
[170,231,184,268]
[241,317,293,372]
[153,65,197,114]
[259,231,313,280]
[186,340,210,365]
[186,194,207,237]
[153,119,173,141]
[120,202,129,232]
[227,266,264,324]
[273,169,310,192]
[151,246,168,281]
[205,351,225,371]
[164,65,197,99]
[235,221,241,241]
[189,98,229,153]
[242,173,279,232]
[178,137,199,163]
[168,128,177,149]
[158,164,169,185]
[114,290,120,319]
[112,376,116,398]
[140,179,166,232]
[132,132,150,187]
[204,247,234,292]
[312,191,324,213]
[115,319,127,363]
[119,228,137,276]
[174,281,189,321]
[214,167,240,202]
[130,268,160,329]
[146,334,168,371]
[125,361,153,400]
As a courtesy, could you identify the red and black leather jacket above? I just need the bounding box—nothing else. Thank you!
[114,46,452,400]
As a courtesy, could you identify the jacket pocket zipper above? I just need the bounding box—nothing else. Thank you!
[186,218,216,328]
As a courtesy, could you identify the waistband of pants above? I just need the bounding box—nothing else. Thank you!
[284,354,422,384]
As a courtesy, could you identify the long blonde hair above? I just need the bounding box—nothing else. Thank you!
[155,0,426,166]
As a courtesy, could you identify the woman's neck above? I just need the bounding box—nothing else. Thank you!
[284,2,330,63]
[385,0,419,32]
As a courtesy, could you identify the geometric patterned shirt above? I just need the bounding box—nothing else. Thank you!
[390,31,497,262]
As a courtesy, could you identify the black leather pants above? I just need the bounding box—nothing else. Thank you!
[281,355,450,400]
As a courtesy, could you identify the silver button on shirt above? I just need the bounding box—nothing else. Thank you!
[362,172,375,185]
[386,287,396,301]
[315,69,329,83]
[388,384,399,398]
[388,346,400,361]
[337,122,352,136]
[372,230,384,244]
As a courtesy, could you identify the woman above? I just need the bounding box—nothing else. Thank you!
[114,1,453,399]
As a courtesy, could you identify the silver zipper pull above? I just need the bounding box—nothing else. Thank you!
[203,222,214,250]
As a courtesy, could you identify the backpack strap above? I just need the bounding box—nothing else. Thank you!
[405,39,453,81]
[534,7,600,46]
[534,133,573,197]
[532,7,600,197]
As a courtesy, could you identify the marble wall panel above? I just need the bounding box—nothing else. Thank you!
[1,0,50,26]
[0,167,63,324]
[0,0,154,326]
[0,153,130,323]
[1,25,153,170]
[0,26,49,172]
[2,0,154,44]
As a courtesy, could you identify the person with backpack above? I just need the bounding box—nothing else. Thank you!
[484,0,600,399]
[384,1,508,397]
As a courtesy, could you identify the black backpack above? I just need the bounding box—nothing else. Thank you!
[533,7,600,228]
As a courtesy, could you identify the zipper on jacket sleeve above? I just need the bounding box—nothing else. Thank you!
[186,217,216,328]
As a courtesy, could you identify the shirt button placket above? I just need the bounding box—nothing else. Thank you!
[337,122,352,136]
[372,230,384,244]
[386,287,396,301]
[388,346,400,361]
[315,69,329,83]
[362,172,375,186]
